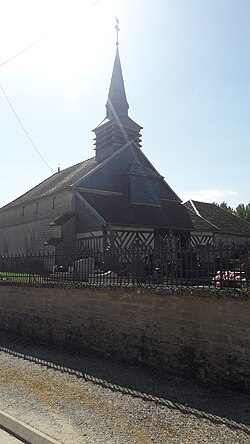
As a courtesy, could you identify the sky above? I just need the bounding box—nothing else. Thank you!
[0,0,249,209]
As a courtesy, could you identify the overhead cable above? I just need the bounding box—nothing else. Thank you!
[0,38,43,69]
[0,84,53,174]
[0,0,103,70]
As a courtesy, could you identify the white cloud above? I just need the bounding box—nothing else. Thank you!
[180,189,238,204]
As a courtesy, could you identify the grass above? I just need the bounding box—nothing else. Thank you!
[0,271,44,283]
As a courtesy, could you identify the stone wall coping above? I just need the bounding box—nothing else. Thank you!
[0,282,249,300]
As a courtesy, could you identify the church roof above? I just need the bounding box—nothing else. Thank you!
[2,158,97,209]
[106,47,129,119]
[94,46,142,136]
[185,200,250,236]
[50,211,75,226]
[77,189,216,232]
[127,161,162,178]
[95,114,142,130]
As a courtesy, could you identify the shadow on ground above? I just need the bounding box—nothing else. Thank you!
[0,330,249,436]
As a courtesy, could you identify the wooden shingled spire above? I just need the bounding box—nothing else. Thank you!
[93,21,142,162]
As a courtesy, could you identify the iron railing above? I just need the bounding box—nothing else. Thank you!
[0,241,249,289]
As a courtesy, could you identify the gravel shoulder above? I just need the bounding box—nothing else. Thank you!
[0,331,249,444]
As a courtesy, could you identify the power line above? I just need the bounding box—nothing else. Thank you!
[0,84,53,174]
[89,0,103,5]
[0,38,43,69]
[0,0,104,175]
[0,0,103,70]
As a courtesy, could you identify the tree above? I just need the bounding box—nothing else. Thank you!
[235,203,250,222]
[216,201,250,222]
[218,201,234,213]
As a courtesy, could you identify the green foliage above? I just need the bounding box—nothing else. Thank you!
[235,203,250,222]
[219,201,234,213]
[0,271,43,283]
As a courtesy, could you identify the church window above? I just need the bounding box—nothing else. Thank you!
[21,206,25,216]
[52,197,55,209]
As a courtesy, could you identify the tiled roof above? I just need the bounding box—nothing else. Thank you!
[44,237,62,245]
[78,190,216,231]
[185,200,250,236]
[95,115,142,130]
[185,207,219,232]
[2,158,98,209]
[127,161,161,178]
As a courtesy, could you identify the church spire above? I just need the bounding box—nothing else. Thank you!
[93,21,142,163]
[106,21,129,119]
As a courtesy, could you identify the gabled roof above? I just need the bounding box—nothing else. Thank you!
[185,206,219,232]
[50,211,75,226]
[185,200,250,236]
[73,140,181,203]
[77,189,216,232]
[127,161,162,178]
[2,158,97,209]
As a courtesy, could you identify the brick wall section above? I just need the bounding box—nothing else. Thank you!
[0,285,249,393]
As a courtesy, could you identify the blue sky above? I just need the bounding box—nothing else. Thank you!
[0,0,249,208]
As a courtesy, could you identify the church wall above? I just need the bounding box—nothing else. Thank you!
[56,216,76,256]
[0,189,74,255]
[213,234,249,248]
[75,196,103,234]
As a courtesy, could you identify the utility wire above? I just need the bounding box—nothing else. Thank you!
[0,84,53,174]
[0,37,43,69]
[0,0,103,175]
[0,0,102,70]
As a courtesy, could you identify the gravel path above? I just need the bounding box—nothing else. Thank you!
[0,331,249,444]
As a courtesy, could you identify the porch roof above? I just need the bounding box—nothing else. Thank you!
[78,190,217,232]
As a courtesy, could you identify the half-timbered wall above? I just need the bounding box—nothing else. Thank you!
[190,232,214,247]
[113,230,154,250]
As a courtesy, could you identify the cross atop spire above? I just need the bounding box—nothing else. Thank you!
[115,17,120,46]
[93,24,142,162]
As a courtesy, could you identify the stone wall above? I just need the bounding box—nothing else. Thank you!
[0,285,249,393]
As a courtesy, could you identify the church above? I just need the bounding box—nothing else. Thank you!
[0,37,249,259]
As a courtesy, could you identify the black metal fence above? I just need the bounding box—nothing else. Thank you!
[0,241,249,289]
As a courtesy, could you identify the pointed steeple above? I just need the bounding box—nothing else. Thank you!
[106,47,129,119]
[93,22,142,163]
